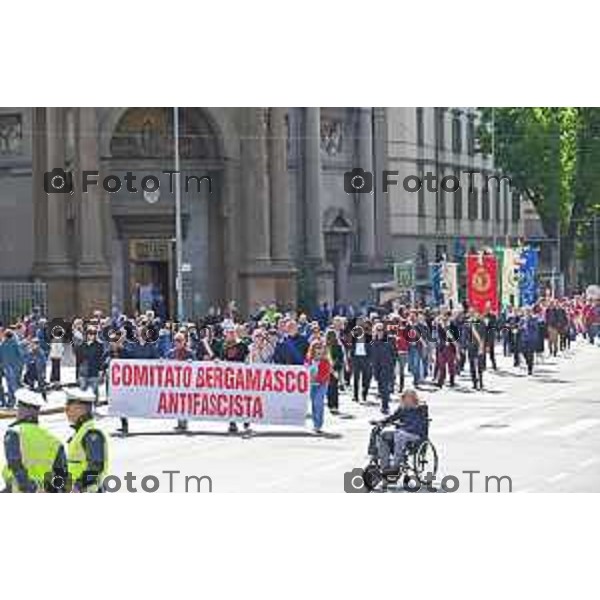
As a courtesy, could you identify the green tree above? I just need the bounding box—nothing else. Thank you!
[479,107,600,286]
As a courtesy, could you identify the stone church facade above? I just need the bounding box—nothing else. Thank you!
[0,107,526,319]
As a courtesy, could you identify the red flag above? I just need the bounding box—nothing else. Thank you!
[466,254,498,315]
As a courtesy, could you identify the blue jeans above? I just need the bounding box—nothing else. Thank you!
[310,383,328,430]
[79,376,100,401]
[3,365,19,408]
[408,346,423,385]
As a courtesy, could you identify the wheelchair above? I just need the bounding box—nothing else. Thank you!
[362,404,438,492]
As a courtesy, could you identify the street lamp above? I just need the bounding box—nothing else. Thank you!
[173,107,184,323]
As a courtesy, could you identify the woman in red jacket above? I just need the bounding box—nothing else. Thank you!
[305,340,332,434]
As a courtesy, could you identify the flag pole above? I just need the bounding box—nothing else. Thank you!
[174,107,184,322]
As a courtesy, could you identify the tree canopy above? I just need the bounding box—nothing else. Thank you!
[479,107,600,283]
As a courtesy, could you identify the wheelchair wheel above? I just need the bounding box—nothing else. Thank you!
[412,440,438,484]
[362,464,382,492]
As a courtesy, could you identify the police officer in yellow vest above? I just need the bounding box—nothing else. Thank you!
[65,387,109,493]
[2,388,67,493]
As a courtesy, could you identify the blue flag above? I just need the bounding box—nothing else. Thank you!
[431,263,443,306]
[519,247,538,307]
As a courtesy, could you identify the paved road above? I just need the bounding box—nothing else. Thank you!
[2,340,599,492]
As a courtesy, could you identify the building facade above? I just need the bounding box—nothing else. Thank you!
[0,107,527,319]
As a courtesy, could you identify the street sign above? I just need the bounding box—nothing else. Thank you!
[181,263,192,273]
[393,261,414,290]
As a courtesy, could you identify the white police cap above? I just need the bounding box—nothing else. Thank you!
[65,387,96,404]
[15,388,45,408]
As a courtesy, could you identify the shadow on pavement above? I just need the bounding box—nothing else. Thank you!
[111,430,237,439]
[252,430,343,440]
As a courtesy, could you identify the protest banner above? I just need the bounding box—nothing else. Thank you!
[109,359,310,426]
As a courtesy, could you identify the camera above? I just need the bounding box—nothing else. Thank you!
[43,471,73,493]
[344,467,368,493]
[344,168,373,194]
[46,318,72,344]
[44,167,74,194]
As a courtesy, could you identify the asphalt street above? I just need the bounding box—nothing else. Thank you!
[1,340,599,492]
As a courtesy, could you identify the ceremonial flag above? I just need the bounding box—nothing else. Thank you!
[441,262,458,308]
[502,247,522,307]
[466,253,499,315]
[519,247,538,307]
[394,261,414,290]
[494,247,504,305]
[430,262,443,306]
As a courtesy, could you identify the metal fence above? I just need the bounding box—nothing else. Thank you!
[0,282,47,326]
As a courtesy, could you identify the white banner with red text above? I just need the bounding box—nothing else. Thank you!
[108,359,311,426]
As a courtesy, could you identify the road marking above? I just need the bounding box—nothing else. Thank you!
[544,418,600,437]
[546,472,569,483]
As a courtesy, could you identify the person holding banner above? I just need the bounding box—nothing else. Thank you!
[216,324,251,435]
[117,325,161,436]
[305,340,331,434]
[166,332,195,432]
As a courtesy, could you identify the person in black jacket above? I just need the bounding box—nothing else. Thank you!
[348,318,372,403]
[370,322,397,414]
[463,312,485,390]
[77,327,105,403]
[482,307,498,371]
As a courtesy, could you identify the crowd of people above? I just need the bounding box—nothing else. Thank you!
[1,294,599,435]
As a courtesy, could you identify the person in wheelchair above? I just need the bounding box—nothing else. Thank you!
[370,389,427,473]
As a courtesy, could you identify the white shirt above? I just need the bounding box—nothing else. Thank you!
[355,342,367,357]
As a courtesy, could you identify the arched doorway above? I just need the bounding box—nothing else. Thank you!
[104,108,225,319]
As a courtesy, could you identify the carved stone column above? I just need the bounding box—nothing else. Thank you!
[239,107,276,312]
[357,107,376,262]
[45,108,69,268]
[40,108,76,317]
[304,107,325,262]
[303,107,333,306]
[373,107,391,259]
[270,107,291,264]
[269,107,297,307]
[75,107,111,314]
